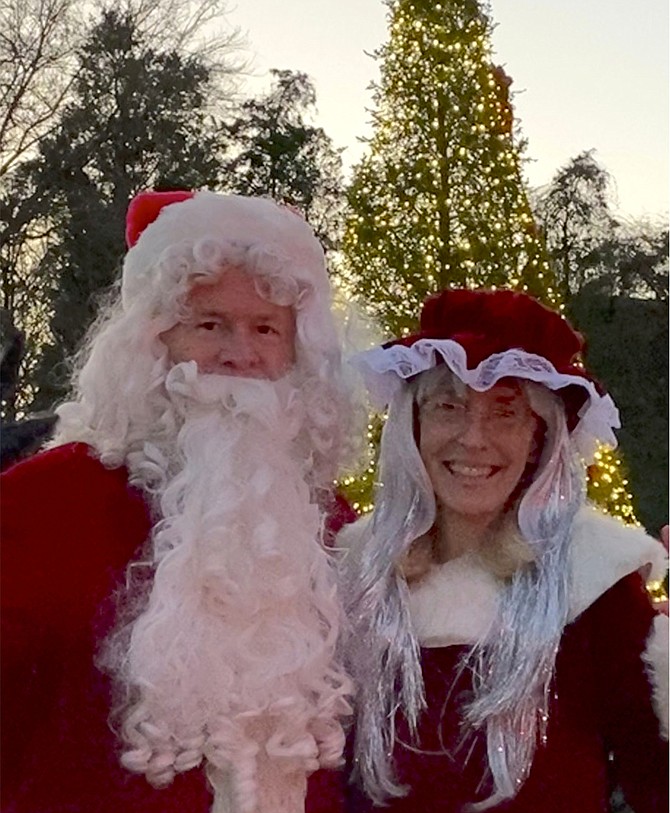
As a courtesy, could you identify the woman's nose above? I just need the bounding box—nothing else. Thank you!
[456,408,489,447]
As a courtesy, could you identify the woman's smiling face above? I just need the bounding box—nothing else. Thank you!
[418,377,539,528]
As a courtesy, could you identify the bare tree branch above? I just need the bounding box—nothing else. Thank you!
[0,0,82,176]
[0,0,246,178]
[88,0,248,104]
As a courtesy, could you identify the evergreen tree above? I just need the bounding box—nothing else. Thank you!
[533,151,619,300]
[340,0,558,336]
[534,151,668,303]
[224,69,345,250]
[340,0,637,528]
[0,166,54,418]
[22,10,228,412]
[571,293,668,534]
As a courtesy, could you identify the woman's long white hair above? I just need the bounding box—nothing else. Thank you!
[340,364,585,808]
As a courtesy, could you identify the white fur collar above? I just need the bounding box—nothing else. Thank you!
[408,505,667,647]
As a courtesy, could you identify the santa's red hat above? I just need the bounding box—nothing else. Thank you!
[125,190,195,248]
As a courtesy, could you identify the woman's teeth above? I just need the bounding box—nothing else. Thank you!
[446,462,496,478]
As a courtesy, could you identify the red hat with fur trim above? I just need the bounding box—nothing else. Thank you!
[120,188,330,309]
[353,288,619,458]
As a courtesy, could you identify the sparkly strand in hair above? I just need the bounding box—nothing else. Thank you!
[463,397,585,810]
[342,387,435,801]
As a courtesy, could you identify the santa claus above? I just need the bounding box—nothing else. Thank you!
[2,191,358,813]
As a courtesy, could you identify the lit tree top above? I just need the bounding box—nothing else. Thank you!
[340,0,558,336]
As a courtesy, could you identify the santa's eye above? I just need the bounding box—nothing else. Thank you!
[197,321,218,331]
[257,324,279,335]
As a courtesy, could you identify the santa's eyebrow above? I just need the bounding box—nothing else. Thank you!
[253,314,284,323]
[191,309,284,323]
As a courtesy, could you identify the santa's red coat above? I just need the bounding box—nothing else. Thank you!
[1,443,348,812]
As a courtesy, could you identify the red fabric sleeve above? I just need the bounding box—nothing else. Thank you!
[1,443,151,799]
[1,443,149,633]
[305,768,346,813]
[588,572,669,813]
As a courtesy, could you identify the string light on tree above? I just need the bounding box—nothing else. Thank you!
[587,447,640,526]
[337,0,639,529]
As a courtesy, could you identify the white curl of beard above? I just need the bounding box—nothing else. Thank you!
[118,362,353,813]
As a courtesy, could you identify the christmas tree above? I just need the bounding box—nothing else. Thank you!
[339,0,638,527]
[341,0,558,337]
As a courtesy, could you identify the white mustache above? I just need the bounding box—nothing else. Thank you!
[165,361,304,436]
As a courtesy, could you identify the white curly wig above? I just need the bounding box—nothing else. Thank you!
[54,191,356,496]
[50,191,359,811]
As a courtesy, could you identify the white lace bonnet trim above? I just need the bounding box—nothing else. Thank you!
[352,339,620,461]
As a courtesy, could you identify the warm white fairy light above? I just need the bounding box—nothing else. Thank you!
[338,0,639,523]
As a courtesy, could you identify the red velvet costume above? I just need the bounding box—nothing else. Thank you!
[340,287,669,813]
[1,443,350,812]
[2,445,666,813]
[346,572,668,812]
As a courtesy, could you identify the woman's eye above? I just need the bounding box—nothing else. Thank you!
[439,401,459,412]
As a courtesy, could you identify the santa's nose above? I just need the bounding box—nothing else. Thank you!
[217,333,261,375]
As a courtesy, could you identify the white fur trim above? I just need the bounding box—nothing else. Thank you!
[403,505,668,647]
[408,554,499,646]
[567,506,667,621]
[351,339,620,461]
[122,192,329,307]
[642,614,669,741]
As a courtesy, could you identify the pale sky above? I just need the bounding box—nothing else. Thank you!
[223,0,668,220]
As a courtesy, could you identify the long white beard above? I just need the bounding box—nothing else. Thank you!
[116,362,352,812]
